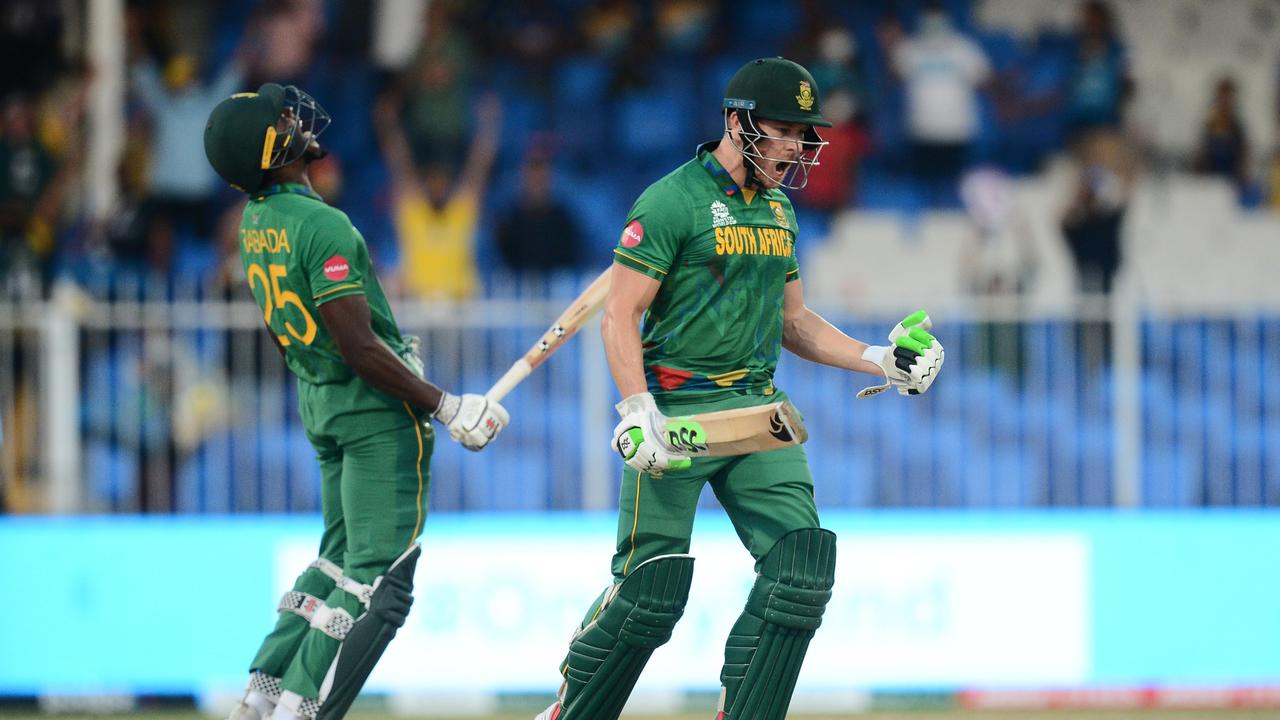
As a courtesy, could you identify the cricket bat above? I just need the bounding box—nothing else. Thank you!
[663,400,808,457]
[486,267,612,402]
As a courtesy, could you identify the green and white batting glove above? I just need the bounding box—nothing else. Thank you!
[611,392,692,476]
[433,392,509,451]
[856,310,945,399]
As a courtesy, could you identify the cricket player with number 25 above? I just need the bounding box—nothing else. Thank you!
[205,83,508,720]
[536,57,945,720]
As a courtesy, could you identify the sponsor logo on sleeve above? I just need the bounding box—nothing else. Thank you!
[323,255,350,281]
[621,220,644,248]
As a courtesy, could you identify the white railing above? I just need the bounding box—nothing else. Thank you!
[1,272,1278,513]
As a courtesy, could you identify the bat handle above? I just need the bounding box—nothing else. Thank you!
[486,359,532,403]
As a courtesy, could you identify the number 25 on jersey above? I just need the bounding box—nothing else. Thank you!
[247,262,317,346]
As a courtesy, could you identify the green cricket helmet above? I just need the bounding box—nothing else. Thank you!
[204,83,331,193]
[722,57,830,190]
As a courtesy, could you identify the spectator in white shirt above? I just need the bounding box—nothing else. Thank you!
[890,2,990,205]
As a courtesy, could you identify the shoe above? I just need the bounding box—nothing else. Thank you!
[226,703,264,720]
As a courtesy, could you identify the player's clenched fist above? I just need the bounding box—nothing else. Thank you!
[433,393,509,450]
[857,311,945,399]
[612,392,691,476]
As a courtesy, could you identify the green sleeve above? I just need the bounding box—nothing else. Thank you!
[301,207,368,305]
[612,182,691,280]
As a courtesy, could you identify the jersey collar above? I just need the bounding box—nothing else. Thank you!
[696,141,743,199]
[253,182,324,203]
[696,140,774,205]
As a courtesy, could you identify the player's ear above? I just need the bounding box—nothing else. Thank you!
[724,109,741,143]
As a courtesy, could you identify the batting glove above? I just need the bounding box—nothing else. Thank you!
[612,392,691,476]
[856,311,945,399]
[434,392,508,450]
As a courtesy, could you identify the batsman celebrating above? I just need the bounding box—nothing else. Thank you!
[537,58,944,720]
[204,84,508,720]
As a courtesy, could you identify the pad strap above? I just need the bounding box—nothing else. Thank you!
[276,589,356,640]
[310,558,374,607]
[309,604,356,641]
[278,591,324,619]
[248,671,283,702]
[278,690,322,720]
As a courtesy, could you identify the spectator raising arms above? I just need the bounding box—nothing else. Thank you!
[131,51,245,241]
[375,92,500,300]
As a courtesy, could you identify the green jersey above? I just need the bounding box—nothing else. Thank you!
[239,183,413,435]
[612,142,800,399]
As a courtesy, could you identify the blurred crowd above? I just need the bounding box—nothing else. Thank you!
[4,0,1280,514]
[1,0,1278,301]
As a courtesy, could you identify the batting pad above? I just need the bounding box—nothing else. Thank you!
[560,554,695,720]
[719,527,837,720]
[314,543,420,720]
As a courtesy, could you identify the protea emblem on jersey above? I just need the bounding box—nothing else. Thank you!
[796,81,814,111]
[769,200,789,229]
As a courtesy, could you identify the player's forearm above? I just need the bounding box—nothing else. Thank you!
[319,295,447,415]
[602,304,649,398]
[783,306,882,376]
[345,343,446,415]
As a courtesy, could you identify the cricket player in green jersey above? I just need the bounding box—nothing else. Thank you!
[536,58,945,720]
[204,83,509,720]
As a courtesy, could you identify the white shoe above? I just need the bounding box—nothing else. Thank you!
[227,703,264,720]
[533,701,562,720]
[228,688,276,720]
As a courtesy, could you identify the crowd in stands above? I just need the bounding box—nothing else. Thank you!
[2,0,1279,300]
[5,0,1280,514]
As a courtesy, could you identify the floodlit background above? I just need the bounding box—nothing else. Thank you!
[1,0,1279,717]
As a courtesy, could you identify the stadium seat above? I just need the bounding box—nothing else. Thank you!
[617,89,694,160]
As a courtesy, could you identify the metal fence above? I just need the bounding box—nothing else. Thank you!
[2,271,1278,514]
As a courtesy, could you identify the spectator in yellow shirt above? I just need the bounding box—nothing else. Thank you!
[374,93,500,300]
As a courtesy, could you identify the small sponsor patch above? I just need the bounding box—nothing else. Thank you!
[323,255,350,281]
[621,220,644,248]
[710,200,737,227]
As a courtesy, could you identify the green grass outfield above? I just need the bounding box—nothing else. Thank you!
[2,707,1280,712]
